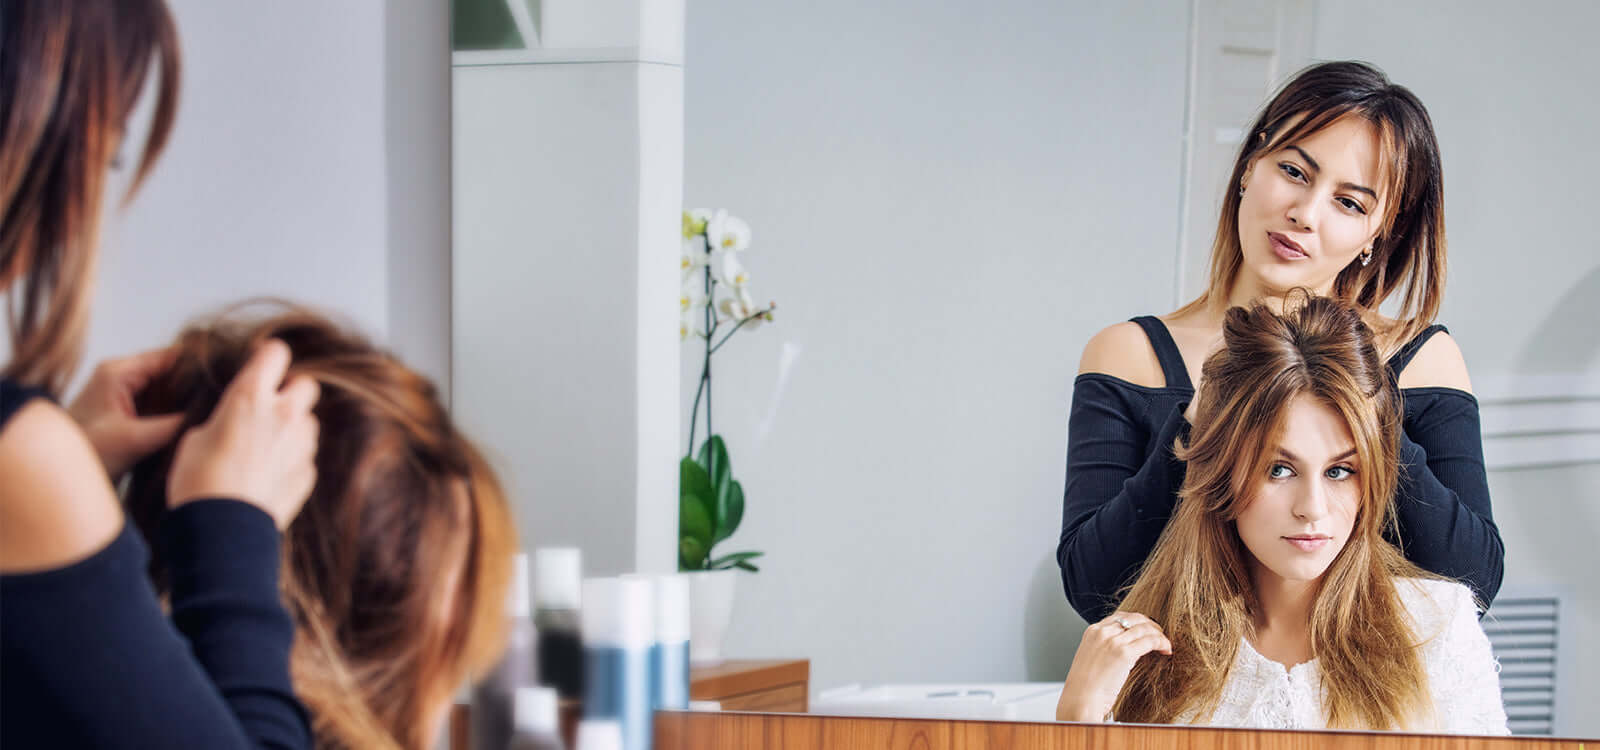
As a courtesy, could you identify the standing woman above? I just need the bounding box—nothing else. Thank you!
[1057,61,1501,622]
[1,2,319,748]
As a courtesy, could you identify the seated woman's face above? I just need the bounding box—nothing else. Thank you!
[1235,394,1363,585]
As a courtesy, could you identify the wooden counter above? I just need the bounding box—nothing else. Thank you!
[654,711,1592,750]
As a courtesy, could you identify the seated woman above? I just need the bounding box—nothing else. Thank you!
[123,302,518,750]
[1055,296,1507,734]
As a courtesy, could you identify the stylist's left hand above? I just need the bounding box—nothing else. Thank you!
[68,347,186,479]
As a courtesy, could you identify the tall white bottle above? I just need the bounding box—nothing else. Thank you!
[581,577,654,750]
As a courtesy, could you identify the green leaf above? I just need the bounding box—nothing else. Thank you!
[679,458,715,572]
[680,494,713,548]
[679,537,707,571]
[680,457,717,531]
[708,551,764,568]
[714,480,745,544]
[697,436,732,526]
[732,560,760,572]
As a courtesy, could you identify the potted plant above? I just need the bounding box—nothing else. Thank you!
[678,208,775,664]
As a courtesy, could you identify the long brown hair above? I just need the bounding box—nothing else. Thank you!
[124,302,516,750]
[0,0,181,395]
[1113,295,1433,729]
[1177,61,1446,353]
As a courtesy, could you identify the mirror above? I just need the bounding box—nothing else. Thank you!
[451,0,1599,738]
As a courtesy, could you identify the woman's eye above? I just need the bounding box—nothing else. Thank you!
[1326,466,1355,480]
[1278,163,1306,182]
[1269,463,1295,479]
[1337,196,1368,215]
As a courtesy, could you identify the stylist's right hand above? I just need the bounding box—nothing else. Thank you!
[166,339,320,529]
[1055,611,1172,722]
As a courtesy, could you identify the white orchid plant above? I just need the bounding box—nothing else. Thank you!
[678,208,775,573]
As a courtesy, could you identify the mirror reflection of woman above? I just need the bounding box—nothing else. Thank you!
[1056,298,1507,733]
[1058,61,1501,623]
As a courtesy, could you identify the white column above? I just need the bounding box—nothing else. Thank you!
[452,0,683,576]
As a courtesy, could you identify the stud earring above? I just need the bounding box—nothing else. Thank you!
[1238,184,1246,198]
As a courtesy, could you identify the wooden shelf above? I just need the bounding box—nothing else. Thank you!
[692,659,810,714]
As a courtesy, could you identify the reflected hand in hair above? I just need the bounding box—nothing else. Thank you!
[166,339,320,529]
[1056,611,1172,723]
[67,347,186,479]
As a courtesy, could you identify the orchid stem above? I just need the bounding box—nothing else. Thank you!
[709,303,775,354]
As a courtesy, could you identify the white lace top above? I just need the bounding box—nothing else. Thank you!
[1183,578,1510,734]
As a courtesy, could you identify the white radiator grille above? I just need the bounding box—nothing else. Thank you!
[1482,594,1565,735]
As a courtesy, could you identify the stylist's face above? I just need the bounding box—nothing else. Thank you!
[1236,115,1385,296]
[1235,395,1361,585]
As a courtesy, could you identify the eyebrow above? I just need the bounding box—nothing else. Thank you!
[1288,145,1378,200]
[1275,447,1358,464]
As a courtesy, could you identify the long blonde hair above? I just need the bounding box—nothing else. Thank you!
[1176,61,1447,354]
[125,302,517,749]
[1113,295,1433,729]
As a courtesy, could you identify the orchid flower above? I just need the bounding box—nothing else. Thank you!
[682,208,714,239]
[715,250,750,289]
[706,210,751,253]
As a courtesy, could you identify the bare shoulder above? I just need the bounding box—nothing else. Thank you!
[0,399,124,573]
[1078,321,1164,388]
[1396,331,1474,394]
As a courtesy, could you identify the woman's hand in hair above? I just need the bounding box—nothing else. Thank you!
[1056,611,1172,723]
[67,347,186,479]
[166,339,320,530]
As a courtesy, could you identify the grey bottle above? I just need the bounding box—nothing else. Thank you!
[471,553,536,750]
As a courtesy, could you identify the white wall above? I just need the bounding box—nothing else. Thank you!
[685,0,1600,731]
[86,0,450,393]
[682,0,1191,691]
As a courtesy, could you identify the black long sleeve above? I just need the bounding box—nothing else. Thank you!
[1056,373,1191,622]
[1391,387,1504,607]
[0,500,311,749]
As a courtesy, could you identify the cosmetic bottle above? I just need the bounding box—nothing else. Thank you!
[471,552,536,750]
[535,547,584,699]
[507,686,565,750]
[581,576,654,750]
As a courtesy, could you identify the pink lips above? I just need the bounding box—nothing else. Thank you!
[1268,232,1307,261]
[1283,535,1331,552]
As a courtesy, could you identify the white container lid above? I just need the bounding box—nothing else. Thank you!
[646,574,691,643]
[512,685,558,734]
[507,552,531,617]
[535,547,582,610]
[580,576,654,648]
[574,718,623,750]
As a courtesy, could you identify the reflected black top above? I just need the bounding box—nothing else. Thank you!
[0,378,311,749]
[1056,317,1503,622]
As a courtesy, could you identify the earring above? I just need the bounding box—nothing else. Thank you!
[1238,184,1246,198]
[1360,249,1372,267]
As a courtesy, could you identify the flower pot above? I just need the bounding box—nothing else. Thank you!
[687,569,738,665]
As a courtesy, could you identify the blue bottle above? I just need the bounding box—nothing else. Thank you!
[581,577,654,750]
[647,575,690,712]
